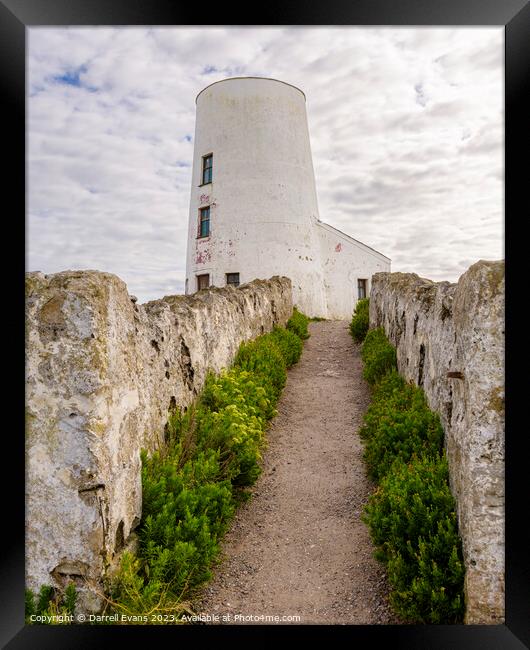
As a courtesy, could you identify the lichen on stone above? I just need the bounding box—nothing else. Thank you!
[25,270,293,612]
[370,259,505,624]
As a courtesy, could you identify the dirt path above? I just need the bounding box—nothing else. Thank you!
[194,321,398,625]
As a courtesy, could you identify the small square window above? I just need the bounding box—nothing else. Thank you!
[202,154,213,184]
[197,274,210,291]
[198,206,210,238]
[226,273,240,287]
[358,279,367,300]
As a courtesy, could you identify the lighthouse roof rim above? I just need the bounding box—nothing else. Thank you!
[195,76,306,104]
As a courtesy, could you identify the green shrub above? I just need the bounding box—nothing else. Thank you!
[359,371,444,481]
[360,371,422,445]
[107,551,189,623]
[268,326,303,367]
[109,449,236,620]
[140,448,235,586]
[162,405,199,467]
[349,298,370,342]
[234,336,286,404]
[286,307,310,340]
[368,369,407,401]
[25,583,77,624]
[194,405,266,486]
[201,368,275,421]
[362,407,443,482]
[363,454,465,623]
[361,327,397,385]
[109,319,308,622]
[357,329,465,624]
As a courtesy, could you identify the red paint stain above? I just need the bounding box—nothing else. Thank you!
[335,243,342,252]
[195,249,211,264]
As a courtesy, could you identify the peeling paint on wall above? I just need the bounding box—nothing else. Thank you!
[195,249,211,265]
[185,77,390,318]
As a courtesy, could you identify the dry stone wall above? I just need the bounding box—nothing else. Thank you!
[25,271,292,612]
[369,260,504,624]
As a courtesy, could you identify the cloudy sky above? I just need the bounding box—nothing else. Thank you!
[27,27,503,303]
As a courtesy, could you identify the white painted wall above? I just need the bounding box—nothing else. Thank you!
[317,221,391,319]
[185,77,327,317]
[184,76,391,319]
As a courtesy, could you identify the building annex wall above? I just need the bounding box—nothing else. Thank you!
[316,221,391,319]
[185,76,392,321]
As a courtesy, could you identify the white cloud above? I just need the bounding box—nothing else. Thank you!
[27,26,503,302]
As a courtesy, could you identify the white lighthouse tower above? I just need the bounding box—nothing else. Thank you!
[185,76,327,315]
[185,77,391,318]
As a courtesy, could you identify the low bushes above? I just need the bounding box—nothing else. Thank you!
[25,584,77,625]
[359,371,444,482]
[286,307,310,340]
[233,334,287,406]
[111,448,235,617]
[351,319,465,624]
[349,297,369,342]
[361,327,397,385]
[267,327,303,368]
[363,455,465,623]
[107,310,308,622]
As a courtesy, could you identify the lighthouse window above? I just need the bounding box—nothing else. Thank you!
[226,273,240,287]
[198,206,210,238]
[202,154,213,184]
[358,278,367,299]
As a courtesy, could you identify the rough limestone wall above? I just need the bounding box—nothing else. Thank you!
[25,271,292,612]
[369,260,504,624]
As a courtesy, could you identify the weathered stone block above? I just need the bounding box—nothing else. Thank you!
[25,271,292,612]
[370,260,504,624]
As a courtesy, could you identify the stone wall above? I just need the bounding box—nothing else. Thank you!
[25,271,292,611]
[369,260,504,624]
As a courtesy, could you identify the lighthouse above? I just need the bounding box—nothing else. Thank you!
[185,77,390,318]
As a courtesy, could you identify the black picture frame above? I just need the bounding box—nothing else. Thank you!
[5,0,528,647]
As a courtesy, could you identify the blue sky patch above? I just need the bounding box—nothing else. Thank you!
[53,64,87,87]
[52,64,98,92]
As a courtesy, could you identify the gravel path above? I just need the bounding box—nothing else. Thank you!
[193,321,399,625]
